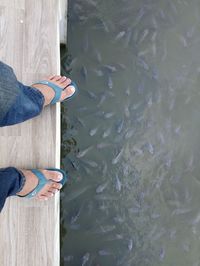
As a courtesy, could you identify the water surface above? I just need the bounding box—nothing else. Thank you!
[61,0,200,265]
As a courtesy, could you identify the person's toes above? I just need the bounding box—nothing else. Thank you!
[60,85,75,101]
[48,187,59,194]
[43,191,54,198]
[58,76,67,83]
[36,195,48,201]
[51,75,62,81]
[52,182,63,190]
[42,169,63,182]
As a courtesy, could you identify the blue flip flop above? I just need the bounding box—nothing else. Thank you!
[17,168,68,199]
[33,80,78,105]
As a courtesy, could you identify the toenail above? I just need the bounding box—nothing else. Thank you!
[56,173,63,181]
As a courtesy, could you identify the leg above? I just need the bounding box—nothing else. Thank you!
[0,61,76,127]
[0,167,25,212]
[0,167,63,212]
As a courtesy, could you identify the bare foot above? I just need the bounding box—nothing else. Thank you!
[16,169,63,200]
[32,75,76,106]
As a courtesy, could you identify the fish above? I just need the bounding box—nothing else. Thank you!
[98,93,107,106]
[80,66,88,80]
[94,48,102,63]
[77,117,86,127]
[83,159,98,168]
[125,87,130,95]
[103,64,117,72]
[123,28,132,48]
[70,207,82,224]
[125,128,134,139]
[76,146,93,158]
[128,239,133,251]
[113,216,124,224]
[179,35,188,47]
[172,208,191,216]
[98,250,112,256]
[112,148,124,164]
[100,225,116,233]
[82,34,89,53]
[82,253,90,266]
[139,28,149,44]
[102,161,108,175]
[159,247,165,261]
[134,7,145,26]
[124,106,130,118]
[108,76,113,89]
[116,119,124,134]
[115,174,122,191]
[161,40,167,61]
[115,31,126,41]
[102,127,112,138]
[137,57,149,70]
[104,112,115,118]
[146,142,154,154]
[89,127,98,136]
[97,142,112,149]
[66,186,91,202]
[93,69,103,76]
[117,63,126,70]
[64,255,74,262]
[96,182,109,193]
[86,90,98,99]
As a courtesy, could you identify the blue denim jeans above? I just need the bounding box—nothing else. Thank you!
[0,61,45,212]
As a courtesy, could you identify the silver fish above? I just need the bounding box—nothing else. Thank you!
[93,69,103,76]
[70,208,82,224]
[172,208,191,216]
[86,90,98,99]
[179,35,188,47]
[128,239,133,251]
[116,119,124,134]
[66,186,91,202]
[159,247,165,261]
[82,252,90,266]
[77,146,93,158]
[102,127,112,138]
[104,112,115,118]
[64,255,74,262]
[77,117,86,127]
[103,64,117,72]
[125,128,134,139]
[115,174,122,191]
[94,48,102,63]
[98,250,111,256]
[83,159,98,168]
[96,182,108,193]
[112,148,123,164]
[81,66,88,80]
[139,28,149,44]
[108,76,113,89]
[115,31,126,41]
[97,142,112,149]
[89,127,98,136]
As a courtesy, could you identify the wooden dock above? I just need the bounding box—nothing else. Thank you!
[0,0,62,265]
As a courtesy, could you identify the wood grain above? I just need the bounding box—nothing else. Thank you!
[0,0,61,265]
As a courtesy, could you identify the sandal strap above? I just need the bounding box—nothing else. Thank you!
[18,168,67,199]
[24,169,50,198]
[33,80,62,104]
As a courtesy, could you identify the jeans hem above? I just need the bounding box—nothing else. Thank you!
[23,85,45,108]
[15,168,26,194]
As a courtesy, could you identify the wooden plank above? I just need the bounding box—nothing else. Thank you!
[0,0,61,265]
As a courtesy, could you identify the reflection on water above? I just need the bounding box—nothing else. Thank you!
[61,0,200,265]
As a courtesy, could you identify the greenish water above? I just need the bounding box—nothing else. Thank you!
[61,0,200,265]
